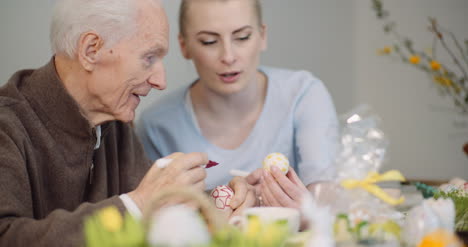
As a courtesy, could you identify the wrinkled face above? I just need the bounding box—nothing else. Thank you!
[89,1,169,122]
[180,0,266,95]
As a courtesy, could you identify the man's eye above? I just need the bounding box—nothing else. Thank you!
[201,40,217,46]
[146,56,157,64]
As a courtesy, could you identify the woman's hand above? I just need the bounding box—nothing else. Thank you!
[260,166,309,209]
[245,168,263,204]
[227,176,257,218]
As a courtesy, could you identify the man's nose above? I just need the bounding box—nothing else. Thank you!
[148,62,166,90]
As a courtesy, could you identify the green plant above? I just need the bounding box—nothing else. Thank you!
[434,189,468,231]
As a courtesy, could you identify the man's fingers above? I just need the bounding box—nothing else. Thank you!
[171,152,208,171]
[148,152,185,177]
[180,166,207,185]
[192,180,206,191]
[164,152,184,160]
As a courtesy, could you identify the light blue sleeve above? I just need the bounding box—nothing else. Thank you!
[135,114,163,163]
[293,72,339,185]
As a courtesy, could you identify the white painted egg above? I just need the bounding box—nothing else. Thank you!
[262,152,290,175]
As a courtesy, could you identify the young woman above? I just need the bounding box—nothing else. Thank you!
[136,0,339,206]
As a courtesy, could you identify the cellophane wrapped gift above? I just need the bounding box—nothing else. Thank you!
[308,105,405,246]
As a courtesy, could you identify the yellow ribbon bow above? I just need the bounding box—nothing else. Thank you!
[340,170,406,205]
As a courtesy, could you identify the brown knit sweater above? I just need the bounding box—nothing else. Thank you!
[0,59,150,246]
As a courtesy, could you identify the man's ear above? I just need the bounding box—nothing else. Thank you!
[260,24,268,52]
[77,31,104,71]
[178,34,191,59]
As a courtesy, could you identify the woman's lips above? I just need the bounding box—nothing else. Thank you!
[218,71,241,83]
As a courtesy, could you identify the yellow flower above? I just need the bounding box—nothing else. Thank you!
[433,76,453,87]
[430,60,441,70]
[409,55,420,64]
[98,206,123,232]
[377,46,392,55]
[418,229,461,247]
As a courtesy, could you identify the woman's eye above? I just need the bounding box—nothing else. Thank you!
[237,34,251,41]
[201,40,217,46]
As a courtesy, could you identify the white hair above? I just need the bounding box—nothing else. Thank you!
[50,0,140,58]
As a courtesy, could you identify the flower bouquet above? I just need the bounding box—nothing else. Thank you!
[372,0,468,115]
[371,0,468,156]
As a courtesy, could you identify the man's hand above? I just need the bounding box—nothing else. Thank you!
[128,152,207,210]
[227,176,257,218]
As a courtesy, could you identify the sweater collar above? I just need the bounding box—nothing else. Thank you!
[22,57,95,138]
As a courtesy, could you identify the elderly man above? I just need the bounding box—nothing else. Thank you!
[0,0,255,246]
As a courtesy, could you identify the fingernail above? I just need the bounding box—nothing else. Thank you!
[271,166,279,172]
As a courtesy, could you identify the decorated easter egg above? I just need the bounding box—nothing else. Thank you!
[210,185,234,218]
[262,152,289,174]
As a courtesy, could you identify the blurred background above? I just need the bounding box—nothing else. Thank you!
[1,0,467,181]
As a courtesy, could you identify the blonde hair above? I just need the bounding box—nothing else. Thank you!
[178,0,263,37]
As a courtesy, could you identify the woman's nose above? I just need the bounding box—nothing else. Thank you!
[220,42,237,65]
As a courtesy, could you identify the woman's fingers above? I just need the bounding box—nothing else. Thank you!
[228,176,257,209]
[231,188,256,218]
[286,167,303,186]
[260,167,307,209]
[245,168,263,185]
[228,177,257,218]
[271,166,307,202]
[261,170,286,207]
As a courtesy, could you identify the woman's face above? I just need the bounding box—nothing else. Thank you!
[179,0,267,96]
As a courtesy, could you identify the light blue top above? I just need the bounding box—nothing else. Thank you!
[136,66,339,189]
